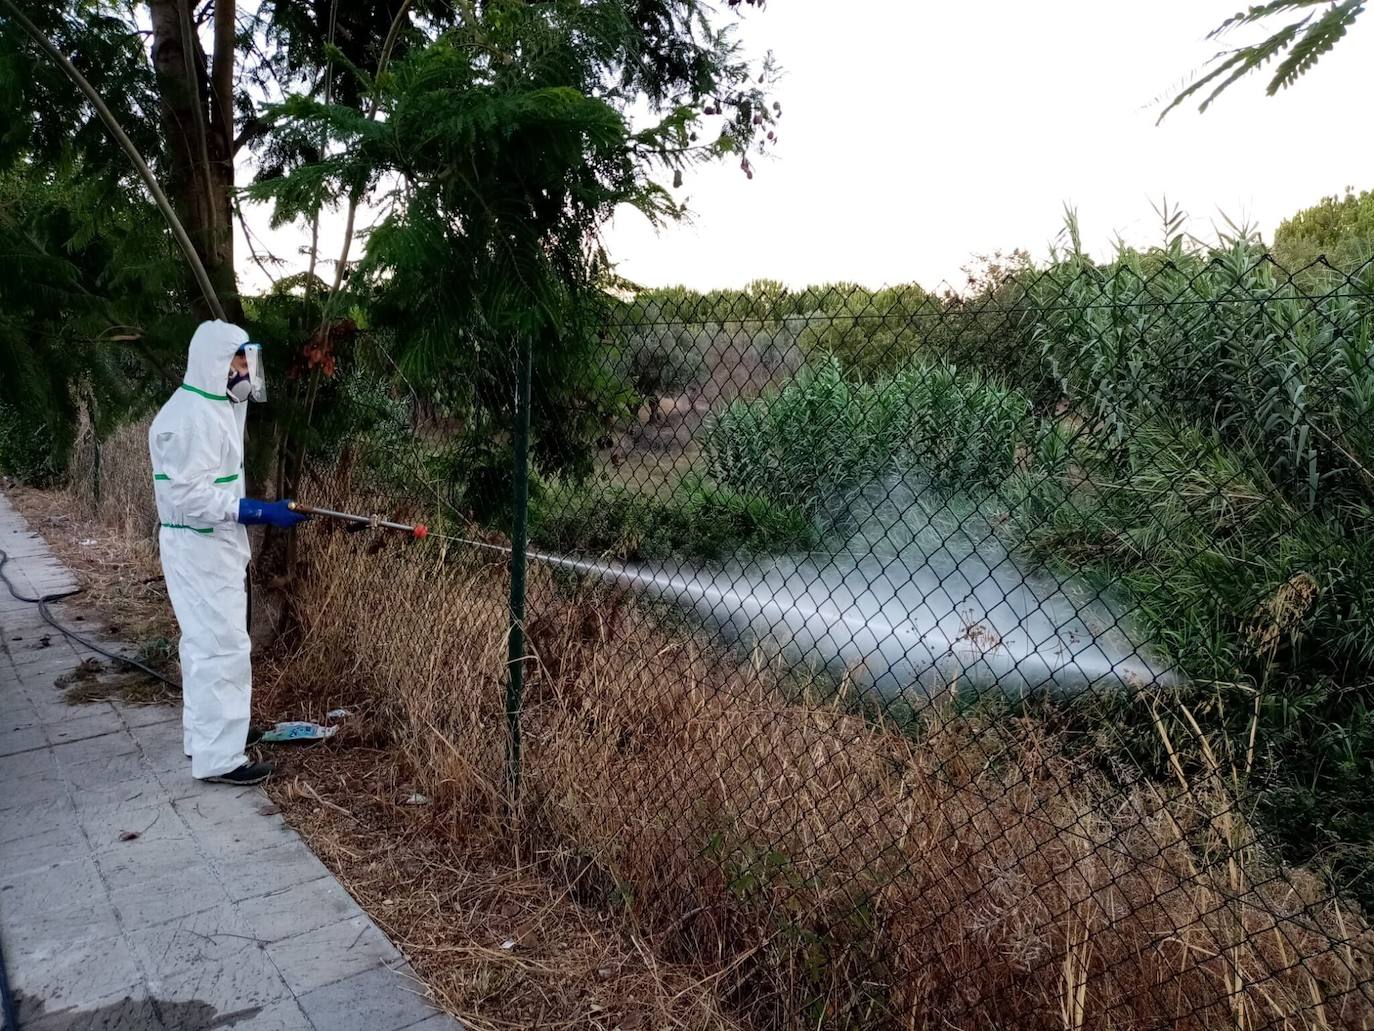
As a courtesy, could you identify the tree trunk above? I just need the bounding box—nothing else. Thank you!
[147,0,242,323]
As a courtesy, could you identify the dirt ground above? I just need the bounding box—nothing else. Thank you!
[7,487,177,646]
[7,486,179,706]
[264,744,743,1030]
[5,485,738,1031]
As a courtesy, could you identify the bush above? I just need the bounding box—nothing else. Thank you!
[1007,418,1374,898]
[1030,244,1374,512]
[702,357,1035,525]
[795,283,941,379]
[615,310,709,419]
[1274,187,1374,272]
[0,401,62,485]
[531,474,816,562]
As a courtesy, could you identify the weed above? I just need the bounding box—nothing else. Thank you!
[531,474,817,561]
[264,514,1374,1028]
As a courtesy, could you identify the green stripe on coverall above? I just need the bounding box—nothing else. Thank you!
[153,473,238,483]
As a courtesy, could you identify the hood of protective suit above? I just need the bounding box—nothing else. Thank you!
[184,320,250,396]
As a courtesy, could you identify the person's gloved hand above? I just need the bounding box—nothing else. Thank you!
[237,498,310,528]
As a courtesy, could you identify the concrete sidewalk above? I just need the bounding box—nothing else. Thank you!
[1,492,459,1031]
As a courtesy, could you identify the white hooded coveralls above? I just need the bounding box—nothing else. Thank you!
[148,321,253,779]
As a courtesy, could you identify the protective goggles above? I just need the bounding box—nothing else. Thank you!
[230,343,268,403]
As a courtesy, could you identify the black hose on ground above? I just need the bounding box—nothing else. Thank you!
[0,549,180,690]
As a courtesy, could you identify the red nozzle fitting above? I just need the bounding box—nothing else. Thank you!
[413,524,428,540]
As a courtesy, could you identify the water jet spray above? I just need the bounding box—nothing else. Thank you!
[294,487,1177,702]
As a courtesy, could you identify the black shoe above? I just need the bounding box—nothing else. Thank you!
[202,761,273,786]
[186,725,267,759]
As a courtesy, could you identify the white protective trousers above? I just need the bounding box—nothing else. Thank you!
[148,321,254,779]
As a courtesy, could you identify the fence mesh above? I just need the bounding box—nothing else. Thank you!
[288,250,1374,1029]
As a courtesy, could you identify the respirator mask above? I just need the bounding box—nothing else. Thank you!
[228,343,267,403]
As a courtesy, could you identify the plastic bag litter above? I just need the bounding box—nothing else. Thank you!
[259,721,338,743]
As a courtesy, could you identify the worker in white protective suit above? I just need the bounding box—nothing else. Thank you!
[148,321,309,785]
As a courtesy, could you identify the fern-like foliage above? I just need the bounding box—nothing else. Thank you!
[0,1,163,173]
[250,0,776,479]
[0,161,192,480]
[0,2,193,479]
[1161,0,1365,121]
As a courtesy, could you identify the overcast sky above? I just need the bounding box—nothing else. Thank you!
[237,0,1374,295]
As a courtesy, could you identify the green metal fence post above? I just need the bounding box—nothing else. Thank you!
[506,332,533,807]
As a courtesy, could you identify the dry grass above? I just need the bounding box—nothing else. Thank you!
[56,658,176,707]
[68,412,160,542]
[8,481,178,710]
[9,417,177,708]
[261,742,749,1031]
[19,443,1374,1028]
[261,505,1374,1031]
[9,475,730,1029]
[12,409,168,649]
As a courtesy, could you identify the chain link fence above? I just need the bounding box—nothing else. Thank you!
[286,250,1374,1028]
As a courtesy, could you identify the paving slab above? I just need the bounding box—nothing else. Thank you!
[265,915,403,995]
[61,748,161,792]
[67,774,168,818]
[46,706,133,745]
[214,840,334,903]
[0,822,89,878]
[0,720,47,758]
[0,490,462,1030]
[110,865,234,932]
[406,1015,470,1031]
[14,665,86,699]
[295,966,447,1031]
[0,856,110,927]
[8,638,79,667]
[236,877,359,944]
[1,893,122,957]
[0,792,79,843]
[94,832,203,895]
[118,702,181,728]
[8,933,144,1025]
[76,797,169,851]
[50,718,143,759]
[0,752,65,798]
[126,902,264,981]
[168,996,315,1031]
[17,981,157,1031]
[145,937,292,1017]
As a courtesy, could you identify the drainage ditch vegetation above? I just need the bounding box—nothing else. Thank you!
[274,243,1374,1028]
[15,239,1374,1029]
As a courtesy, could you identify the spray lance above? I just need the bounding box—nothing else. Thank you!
[286,501,429,539]
[284,502,527,561]
[288,502,573,564]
